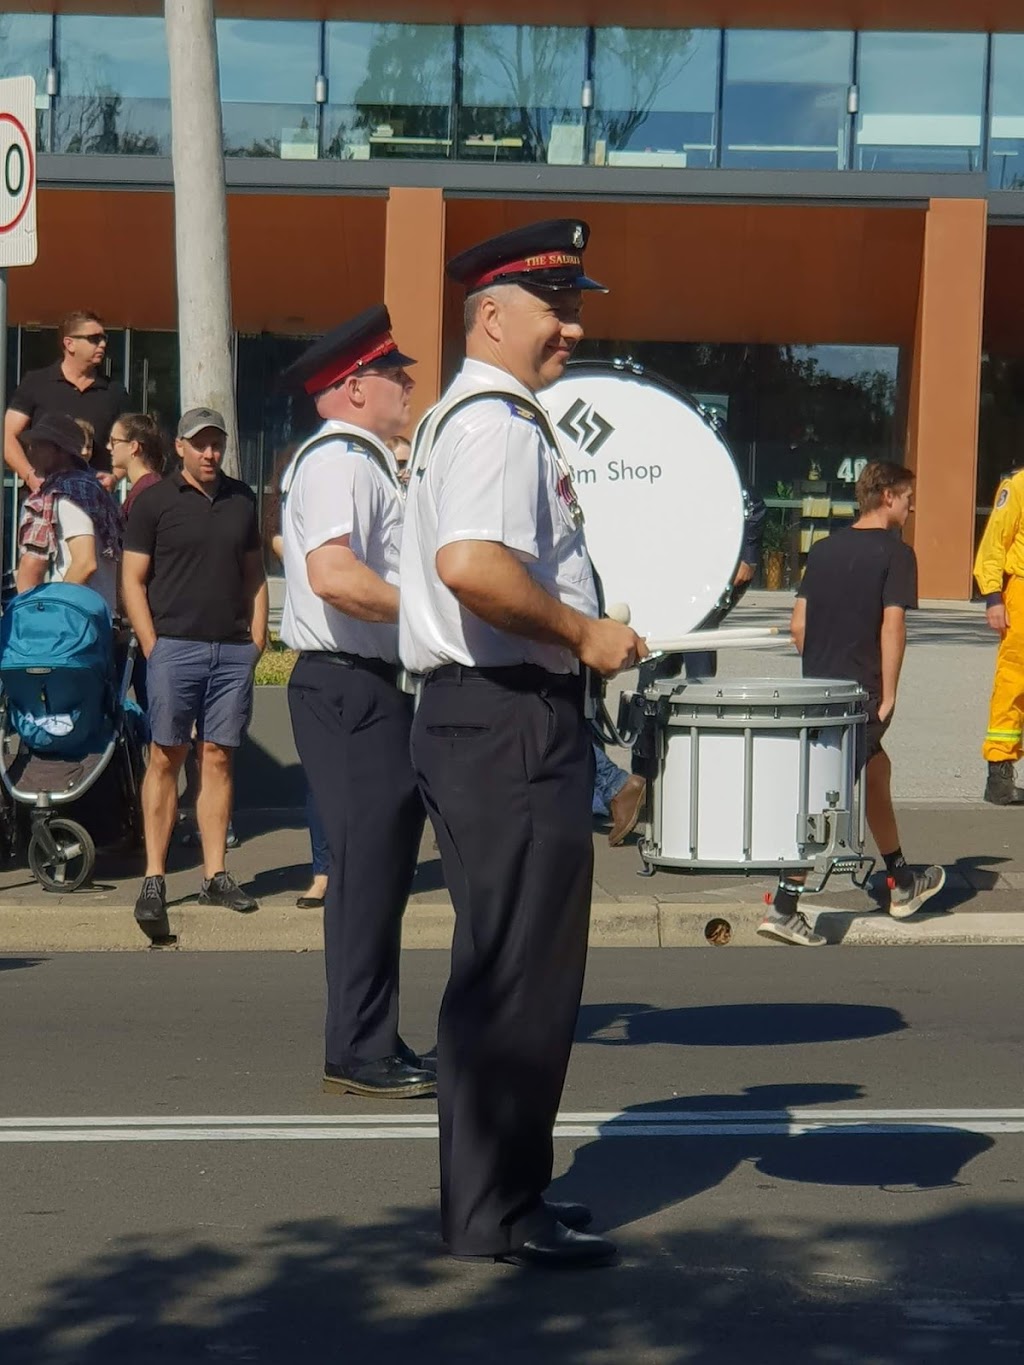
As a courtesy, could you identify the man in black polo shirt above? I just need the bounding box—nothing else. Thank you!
[122,407,268,937]
[3,309,130,492]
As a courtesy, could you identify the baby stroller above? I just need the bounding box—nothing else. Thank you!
[0,583,147,891]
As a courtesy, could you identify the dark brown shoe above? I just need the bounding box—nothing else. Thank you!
[608,775,646,846]
[984,760,1024,805]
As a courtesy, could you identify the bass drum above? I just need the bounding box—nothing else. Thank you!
[539,359,746,640]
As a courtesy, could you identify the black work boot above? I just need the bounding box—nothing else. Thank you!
[984,760,1024,805]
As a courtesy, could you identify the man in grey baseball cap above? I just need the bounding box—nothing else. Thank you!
[177,407,228,443]
[121,402,268,938]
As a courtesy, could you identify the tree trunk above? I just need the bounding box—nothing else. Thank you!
[164,0,239,478]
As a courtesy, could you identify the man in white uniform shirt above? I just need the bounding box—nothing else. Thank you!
[400,220,645,1268]
[280,306,434,1100]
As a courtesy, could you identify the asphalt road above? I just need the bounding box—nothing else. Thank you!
[1,949,1023,1363]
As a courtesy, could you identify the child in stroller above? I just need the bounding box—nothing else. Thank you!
[0,581,147,890]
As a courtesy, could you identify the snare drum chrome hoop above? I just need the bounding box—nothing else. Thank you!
[538,360,746,641]
[642,677,868,871]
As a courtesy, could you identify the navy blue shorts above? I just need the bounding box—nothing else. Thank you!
[146,638,259,750]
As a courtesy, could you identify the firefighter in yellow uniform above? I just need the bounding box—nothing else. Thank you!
[975,468,1024,804]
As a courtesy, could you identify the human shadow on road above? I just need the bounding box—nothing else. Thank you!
[576,1000,905,1047]
[550,1083,995,1237]
[0,1197,1018,1364]
[0,956,46,973]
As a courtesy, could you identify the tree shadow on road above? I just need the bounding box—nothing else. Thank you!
[0,1193,1018,1364]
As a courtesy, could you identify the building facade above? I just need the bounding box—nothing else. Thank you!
[3,1,1023,597]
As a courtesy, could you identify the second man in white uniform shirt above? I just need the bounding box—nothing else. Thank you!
[279,306,434,1101]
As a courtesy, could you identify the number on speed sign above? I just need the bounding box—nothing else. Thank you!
[0,117,31,229]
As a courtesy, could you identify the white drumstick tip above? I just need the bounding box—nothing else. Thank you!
[606,602,631,625]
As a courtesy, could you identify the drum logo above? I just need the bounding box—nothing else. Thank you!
[557,399,614,456]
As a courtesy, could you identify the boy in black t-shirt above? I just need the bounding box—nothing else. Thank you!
[758,461,946,946]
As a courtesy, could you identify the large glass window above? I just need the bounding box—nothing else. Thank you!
[217,20,319,158]
[990,35,1024,189]
[576,339,900,587]
[324,23,454,161]
[592,28,718,168]
[0,14,52,149]
[721,30,853,169]
[55,16,169,155]
[855,32,986,172]
[460,26,587,163]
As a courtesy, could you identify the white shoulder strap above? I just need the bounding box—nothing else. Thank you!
[407,387,572,493]
[280,425,400,502]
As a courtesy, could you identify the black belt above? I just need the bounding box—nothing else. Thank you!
[299,650,400,686]
[423,663,581,695]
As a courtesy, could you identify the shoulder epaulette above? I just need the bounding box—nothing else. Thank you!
[505,400,538,424]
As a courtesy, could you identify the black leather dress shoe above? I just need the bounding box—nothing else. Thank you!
[543,1200,592,1231]
[397,1039,437,1073]
[322,1055,436,1098]
[503,1223,616,1269]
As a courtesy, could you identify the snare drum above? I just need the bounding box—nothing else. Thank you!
[640,676,868,871]
[539,360,747,640]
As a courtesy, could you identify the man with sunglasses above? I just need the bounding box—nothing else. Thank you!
[278,306,435,1101]
[4,310,129,494]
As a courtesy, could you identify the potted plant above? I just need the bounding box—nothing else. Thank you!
[761,483,793,590]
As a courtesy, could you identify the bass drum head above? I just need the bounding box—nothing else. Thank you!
[540,361,745,640]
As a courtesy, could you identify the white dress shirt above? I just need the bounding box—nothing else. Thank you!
[280,421,403,663]
[399,359,598,675]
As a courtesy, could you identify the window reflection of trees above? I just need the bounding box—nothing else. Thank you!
[593,28,705,155]
[55,51,167,155]
[55,91,165,156]
[324,24,454,160]
[0,15,51,149]
[461,27,583,162]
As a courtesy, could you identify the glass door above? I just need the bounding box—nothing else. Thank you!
[127,330,180,433]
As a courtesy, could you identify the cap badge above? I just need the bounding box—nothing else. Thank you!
[572,224,584,248]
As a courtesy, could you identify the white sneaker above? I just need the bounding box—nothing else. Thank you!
[756,909,826,947]
[888,865,946,920]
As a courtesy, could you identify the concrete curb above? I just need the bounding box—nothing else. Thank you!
[3,899,1024,952]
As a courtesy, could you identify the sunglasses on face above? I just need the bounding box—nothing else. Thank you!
[68,332,108,344]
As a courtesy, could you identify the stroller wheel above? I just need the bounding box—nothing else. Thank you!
[28,818,96,893]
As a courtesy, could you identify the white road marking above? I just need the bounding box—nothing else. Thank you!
[0,1109,1021,1142]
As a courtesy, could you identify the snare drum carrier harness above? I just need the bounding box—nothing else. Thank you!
[279,423,409,684]
[408,385,617,733]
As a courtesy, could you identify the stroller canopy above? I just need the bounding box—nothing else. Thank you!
[0,584,115,756]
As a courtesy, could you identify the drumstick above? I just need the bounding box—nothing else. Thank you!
[646,626,788,653]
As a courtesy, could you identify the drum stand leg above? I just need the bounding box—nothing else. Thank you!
[802,854,876,896]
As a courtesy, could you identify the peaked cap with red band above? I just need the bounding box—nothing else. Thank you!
[447,219,607,296]
[279,305,416,397]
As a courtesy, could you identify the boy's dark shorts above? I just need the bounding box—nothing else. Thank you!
[857,709,892,773]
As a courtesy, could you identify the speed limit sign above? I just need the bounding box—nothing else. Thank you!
[0,76,38,268]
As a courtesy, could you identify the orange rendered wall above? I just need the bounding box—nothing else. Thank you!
[7,188,387,334]
[384,189,446,426]
[444,199,925,349]
[18,0,1024,31]
[905,199,987,600]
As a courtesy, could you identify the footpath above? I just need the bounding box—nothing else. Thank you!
[1,804,1022,951]
[2,594,1020,952]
